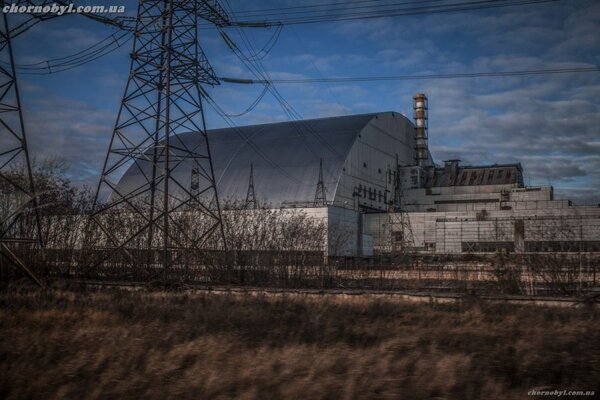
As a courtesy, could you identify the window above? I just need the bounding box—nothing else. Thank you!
[369,188,377,201]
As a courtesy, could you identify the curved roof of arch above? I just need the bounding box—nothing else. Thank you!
[115,112,407,207]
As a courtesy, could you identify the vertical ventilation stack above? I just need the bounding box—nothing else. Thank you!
[413,93,428,167]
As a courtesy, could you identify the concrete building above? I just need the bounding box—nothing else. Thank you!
[116,94,600,256]
[364,176,600,254]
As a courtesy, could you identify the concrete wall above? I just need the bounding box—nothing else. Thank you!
[43,206,368,257]
[274,206,366,257]
[401,185,558,212]
[333,112,419,211]
[364,204,600,254]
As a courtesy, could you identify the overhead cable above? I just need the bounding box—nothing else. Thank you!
[4,30,131,74]
[214,0,559,27]
[220,67,600,84]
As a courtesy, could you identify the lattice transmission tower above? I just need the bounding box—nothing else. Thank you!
[245,164,257,209]
[89,0,230,274]
[313,159,327,207]
[390,156,414,253]
[0,10,44,286]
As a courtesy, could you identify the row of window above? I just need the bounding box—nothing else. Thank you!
[354,184,387,203]
[458,169,513,185]
[524,241,600,252]
[462,242,515,252]
[461,241,600,253]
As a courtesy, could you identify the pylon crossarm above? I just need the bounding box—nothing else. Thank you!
[195,0,230,26]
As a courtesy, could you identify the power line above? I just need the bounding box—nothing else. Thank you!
[244,23,283,61]
[234,0,447,17]
[217,12,342,159]
[212,2,315,183]
[216,0,348,193]
[290,25,342,107]
[222,0,559,26]
[233,0,418,15]
[3,30,130,74]
[220,67,600,84]
[202,91,303,184]
[211,83,270,117]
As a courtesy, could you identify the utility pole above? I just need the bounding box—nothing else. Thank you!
[314,159,327,207]
[89,0,230,278]
[245,164,257,209]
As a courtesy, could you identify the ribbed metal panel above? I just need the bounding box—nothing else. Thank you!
[115,113,379,207]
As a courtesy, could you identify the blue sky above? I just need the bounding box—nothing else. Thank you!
[7,0,600,204]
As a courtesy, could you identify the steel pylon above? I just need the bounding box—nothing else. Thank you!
[89,0,229,276]
[245,164,257,209]
[0,11,44,286]
[389,156,414,253]
[313,159,327,207]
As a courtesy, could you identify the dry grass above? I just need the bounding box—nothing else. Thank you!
[1,284,599,400]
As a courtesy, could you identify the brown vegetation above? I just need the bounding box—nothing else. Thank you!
[1,284,599,399]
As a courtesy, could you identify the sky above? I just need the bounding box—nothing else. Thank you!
[6,0,600,204]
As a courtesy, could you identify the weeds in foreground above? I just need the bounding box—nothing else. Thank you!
[0,284,599,400]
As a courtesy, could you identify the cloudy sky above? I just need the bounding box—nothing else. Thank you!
[7,0,600,204]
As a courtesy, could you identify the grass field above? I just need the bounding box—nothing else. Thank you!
[1,283,599,399]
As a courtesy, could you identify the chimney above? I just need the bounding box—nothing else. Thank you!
[413,93,428,167]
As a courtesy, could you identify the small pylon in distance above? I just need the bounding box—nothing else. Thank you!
[314,159,327,207]
[245,164,258,209]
